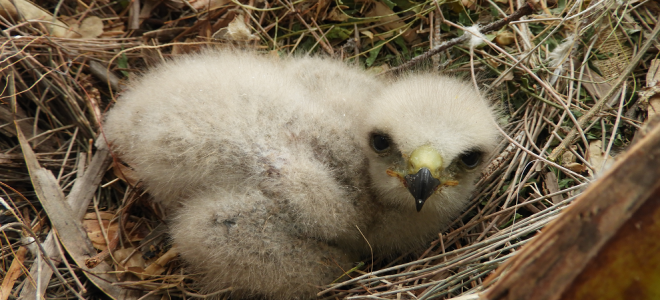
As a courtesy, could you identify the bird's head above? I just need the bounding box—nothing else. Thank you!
[360,75,500,212]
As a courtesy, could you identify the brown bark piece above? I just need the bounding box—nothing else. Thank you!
[561,189,660,299]
[482,118,660,300]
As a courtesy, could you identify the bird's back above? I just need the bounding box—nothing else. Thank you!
[104,51,379,240]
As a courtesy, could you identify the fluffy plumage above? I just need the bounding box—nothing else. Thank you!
[103,51,499,299]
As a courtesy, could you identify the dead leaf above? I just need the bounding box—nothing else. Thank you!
[113,247,146,280]
[565,162,587,173]
[16,124,122,298]
[485,57,501,68]
[591,29,633,85]
[587,140,615,178]
[632,59,660,146]
[82,212,144,250]
[365,2,418,43]
[185,0,229,11]
[560,145,587,173]
[83,212,119,250]
[1,0,104,38]
[366,64,390,75]
[501,70,514,81]
[315,0,332,20]
[561,146,576,165]
[462,0,477,10]
[139,0,160,19]
[642,59,660,120]
[495,31,515,46]
[650,97,660,120]
[0,0,70,37]
[212,15,258,41]
[70,16,104,39]
[582,68,615,105]
[360,30,374,40]
[0,246,28,300]
[101,22,125,37]
[113,162,139,186]
[544,172,564,204]
[647,59,660,88]
[141,246,179,279]
[326,6,349,22]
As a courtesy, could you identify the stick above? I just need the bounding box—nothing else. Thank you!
[386,2,535,74]
[548,17,660,161]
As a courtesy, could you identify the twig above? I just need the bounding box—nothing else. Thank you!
[447,19,591,154]
[385,2,535,74]
[549,17,660,160]
[279,0,334,55]
[600,82,627,172]
[88,60,120,91]
[56,127,78,183]
[2,222,85,300]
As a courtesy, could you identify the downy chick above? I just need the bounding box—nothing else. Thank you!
[103,51,499,299]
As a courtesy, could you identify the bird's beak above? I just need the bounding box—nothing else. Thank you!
[404,145,443,212]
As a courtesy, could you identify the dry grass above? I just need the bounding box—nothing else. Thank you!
[1,0,659,299]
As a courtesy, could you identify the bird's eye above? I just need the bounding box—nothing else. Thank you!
[460,150,482,168]
[370,134,391,153]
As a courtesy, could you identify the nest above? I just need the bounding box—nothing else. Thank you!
[1,0,659,299]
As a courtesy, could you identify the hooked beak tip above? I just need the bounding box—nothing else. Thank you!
[405,167,441,212]
[415,199,425,212]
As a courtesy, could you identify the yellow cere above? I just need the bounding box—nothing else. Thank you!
[407,145,444,178]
